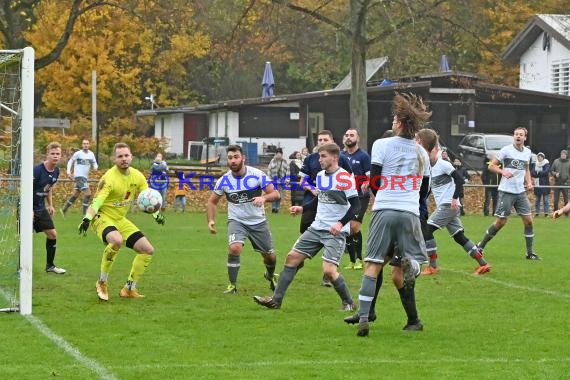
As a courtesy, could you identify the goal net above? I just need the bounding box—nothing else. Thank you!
[0,48,34,315]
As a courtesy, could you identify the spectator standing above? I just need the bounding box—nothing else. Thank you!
[150,153,169,211]
[266,148,289,213]
[531,152,550,217]
[289,151,304,206]
[174,182,190,212]
[441,149,451,162]
[482,159,501,216]
[452,158,470,215]
[550,149,570,213]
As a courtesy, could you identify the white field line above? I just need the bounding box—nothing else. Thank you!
[6,356,570,372]
[0,288,117,380]
[109,357,570,370]
[443,268,570,299]
[2,267,568,376]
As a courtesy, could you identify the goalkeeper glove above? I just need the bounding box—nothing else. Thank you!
[153,211,165,225]
[78,217,91,236]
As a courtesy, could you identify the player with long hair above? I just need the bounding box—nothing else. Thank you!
[351,93,432,337]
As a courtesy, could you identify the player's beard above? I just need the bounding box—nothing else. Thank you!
[229,160,244,174]
[344,140,356,148]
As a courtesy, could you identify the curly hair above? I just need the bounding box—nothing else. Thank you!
[392,92,432,139]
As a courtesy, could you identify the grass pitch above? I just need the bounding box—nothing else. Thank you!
[1,211,569,379]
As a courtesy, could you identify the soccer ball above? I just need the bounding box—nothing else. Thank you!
[137,188,163,213]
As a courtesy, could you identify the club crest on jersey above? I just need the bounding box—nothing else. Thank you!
[228,192,250,203]
[510,159,526,170]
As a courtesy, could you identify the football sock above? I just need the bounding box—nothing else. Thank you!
[468,245,487,265]
[126,280,137,290]
[345,235,356,263]
[100,243,119,275]
[227,254,240,285]
[128,253,152,283]
[46,238,56,267]
[357,275,377,322]
[82,195,91,215]
[331,274,353,305]
[425,238,437,267]
[273,265,297,303]
[454,232,488,265]
[263,253,276,277]
[524,226,534,254]
[398,286,419,324]
[63,196,77,212]
[368,268,383,316]
[479,224,499,248]
[354,231,363,260]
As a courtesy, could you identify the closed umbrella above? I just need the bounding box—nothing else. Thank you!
[440,55,450,72]
[262,61,274,98]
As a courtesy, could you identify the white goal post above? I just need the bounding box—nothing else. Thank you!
[0,47,34,315]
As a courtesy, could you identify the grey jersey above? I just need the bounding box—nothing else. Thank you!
[370,136,430,215]
[311,168,358,234]
[213,166,269,225]
[67,149,98,179]
[430,158,456,205]
[496,144,531,194]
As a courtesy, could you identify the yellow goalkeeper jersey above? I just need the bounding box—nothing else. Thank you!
[93,166,148,220]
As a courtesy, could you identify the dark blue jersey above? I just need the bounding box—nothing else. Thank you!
[299,151,352,204]
[341,148,371,197]
[33,163,59,211]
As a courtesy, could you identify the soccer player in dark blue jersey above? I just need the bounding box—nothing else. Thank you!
[33,142,66,274]
[341,129,371,270]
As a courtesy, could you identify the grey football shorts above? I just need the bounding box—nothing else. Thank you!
[292,227,347,266]
[428,203,464,236]
[365,209,428,265]
[227,219,274,254]
[74,176,89,191]
[495,191,531,217]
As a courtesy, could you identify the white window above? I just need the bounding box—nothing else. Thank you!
[551,60,570,95]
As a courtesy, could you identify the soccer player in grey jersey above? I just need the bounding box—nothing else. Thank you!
[417,129,491,276]
[207,145,281,294]
[478,127,540,260]
[62,139,98,216]
[352,93,431,337]
[253,143,359,311]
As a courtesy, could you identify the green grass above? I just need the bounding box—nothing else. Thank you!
[1,211,569,379]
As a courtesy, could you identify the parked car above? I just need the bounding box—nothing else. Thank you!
[457,133,513,171]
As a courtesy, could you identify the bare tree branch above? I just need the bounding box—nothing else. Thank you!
[366,0,447,46]
[272,0,349,36]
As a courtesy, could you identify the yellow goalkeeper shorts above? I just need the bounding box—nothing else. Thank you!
[91,214,140,244]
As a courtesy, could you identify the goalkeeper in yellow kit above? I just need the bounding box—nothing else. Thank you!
[78,143,165,300]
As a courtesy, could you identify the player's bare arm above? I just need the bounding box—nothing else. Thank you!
[290,205,303,215]
[525,167,534,191]
[47,188,55,215]
[206,193,221,234]
[253,183,279,207]
[489,157,512,178]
